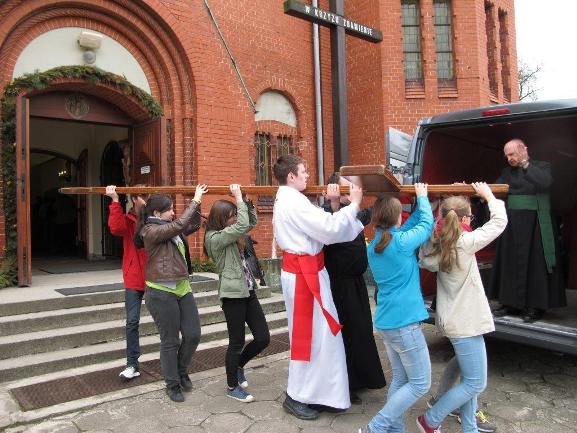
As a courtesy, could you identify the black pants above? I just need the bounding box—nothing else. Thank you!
[222,290,270,388]
[145,288,201,389]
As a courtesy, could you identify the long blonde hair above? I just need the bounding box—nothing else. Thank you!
[428,196,470,272]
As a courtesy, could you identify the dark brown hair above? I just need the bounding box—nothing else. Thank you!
[133,194,173,247]
[129,183,148,204]
[273,154,304,185]
[427,196,470,272]
[371,195,403,253]
[204,199,245,255]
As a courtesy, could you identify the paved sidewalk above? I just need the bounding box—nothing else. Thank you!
[3,325,577,433]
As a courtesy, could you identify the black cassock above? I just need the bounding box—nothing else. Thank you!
[489,160,566,310]
[323,204,386,391]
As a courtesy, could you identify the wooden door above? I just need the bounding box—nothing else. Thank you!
[76,149,88,258]
[132,117,166,186]
[16,96,31,286]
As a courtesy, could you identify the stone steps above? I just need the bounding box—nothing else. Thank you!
[0,278,219,317]
[0,287,271,336]
[0,293,285,361]
[0,273,288,395]
[0,311,288,382]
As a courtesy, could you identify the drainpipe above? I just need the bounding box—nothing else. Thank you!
[313,0,325,186]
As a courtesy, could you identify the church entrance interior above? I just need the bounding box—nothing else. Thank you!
[30,116,129,275]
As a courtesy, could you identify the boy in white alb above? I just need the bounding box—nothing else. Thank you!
[272,155,365,420]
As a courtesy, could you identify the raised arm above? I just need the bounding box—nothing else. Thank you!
[397,184,434,253]
[205,184,252,250]
[287,183,364,245]
[461,183,508,253]
[182,202,201,236]
[523,160,553,191]
[143,184,207,243]
[106,185,129,236]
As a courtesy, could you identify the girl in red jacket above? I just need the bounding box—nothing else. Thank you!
[106,185,148,380]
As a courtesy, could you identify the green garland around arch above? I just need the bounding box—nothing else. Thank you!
[0,65,163,288]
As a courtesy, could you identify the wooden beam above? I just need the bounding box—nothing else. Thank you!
[59,183,509,197]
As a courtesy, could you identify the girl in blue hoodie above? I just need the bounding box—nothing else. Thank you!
[360,183,434,433]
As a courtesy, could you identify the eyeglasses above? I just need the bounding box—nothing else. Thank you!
[465,214,475,221]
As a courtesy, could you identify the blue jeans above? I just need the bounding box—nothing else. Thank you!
[435,355,460,397]
[125,289,145,369]
[425,335,487,433]
[369,323,431,433]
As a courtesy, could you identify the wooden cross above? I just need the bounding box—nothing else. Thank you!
[60,166,509,197]
[283,0,383,168]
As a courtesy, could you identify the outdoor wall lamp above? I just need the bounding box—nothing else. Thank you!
[77,31,103,65]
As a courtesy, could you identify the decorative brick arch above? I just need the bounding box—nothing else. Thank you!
[21,80,154,122]
[0,0,200,186]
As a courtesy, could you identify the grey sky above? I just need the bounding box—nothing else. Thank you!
[515,0,577,101]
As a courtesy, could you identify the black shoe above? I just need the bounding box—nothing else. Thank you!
[492,306,510,317]
[180,374,193,392]
[166,385,185,402]
[308,403,346,413]
[493,306,521,317]
[350,390,362,404]
[522,308,544,323]
[282,394,319,420]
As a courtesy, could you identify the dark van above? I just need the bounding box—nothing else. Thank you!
[388,99,577,356]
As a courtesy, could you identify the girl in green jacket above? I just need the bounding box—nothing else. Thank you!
[204,184,270,403]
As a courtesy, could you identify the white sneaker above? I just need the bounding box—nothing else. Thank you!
[119,365,140,380]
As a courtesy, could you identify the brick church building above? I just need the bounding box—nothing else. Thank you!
[0,0,517,285]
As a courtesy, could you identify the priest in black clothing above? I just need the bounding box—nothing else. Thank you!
[490,138,566,322]
[323,173,386,403]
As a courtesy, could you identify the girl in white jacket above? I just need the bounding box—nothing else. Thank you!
[416,183,507,433]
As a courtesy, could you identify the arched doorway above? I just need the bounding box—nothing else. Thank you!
[11,68,165,285]
[0,0,206,286]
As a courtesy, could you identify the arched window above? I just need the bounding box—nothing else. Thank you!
[254,92,297,186]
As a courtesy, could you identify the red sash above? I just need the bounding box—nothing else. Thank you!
[282,251,342,361]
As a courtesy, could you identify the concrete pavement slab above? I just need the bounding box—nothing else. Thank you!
[157,406,211,427]
[164,427,204,433]
[110,417,168,433]
[241,400,285,421]
[2,325,576,433]
[201,412,253,433]
[5,420,79,433]
[244,419,300,433]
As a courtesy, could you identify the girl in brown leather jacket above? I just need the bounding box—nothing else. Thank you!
[133,184,207,403]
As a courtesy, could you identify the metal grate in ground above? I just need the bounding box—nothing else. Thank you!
[11,332,289,411]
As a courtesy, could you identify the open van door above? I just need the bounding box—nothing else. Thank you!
[411,99,577,355]
[385,127,414,184]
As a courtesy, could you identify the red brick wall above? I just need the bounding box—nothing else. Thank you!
[360,0,519,163]
[0,0,518,267]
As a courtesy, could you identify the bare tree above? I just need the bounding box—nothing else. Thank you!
[518,61,541,101]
